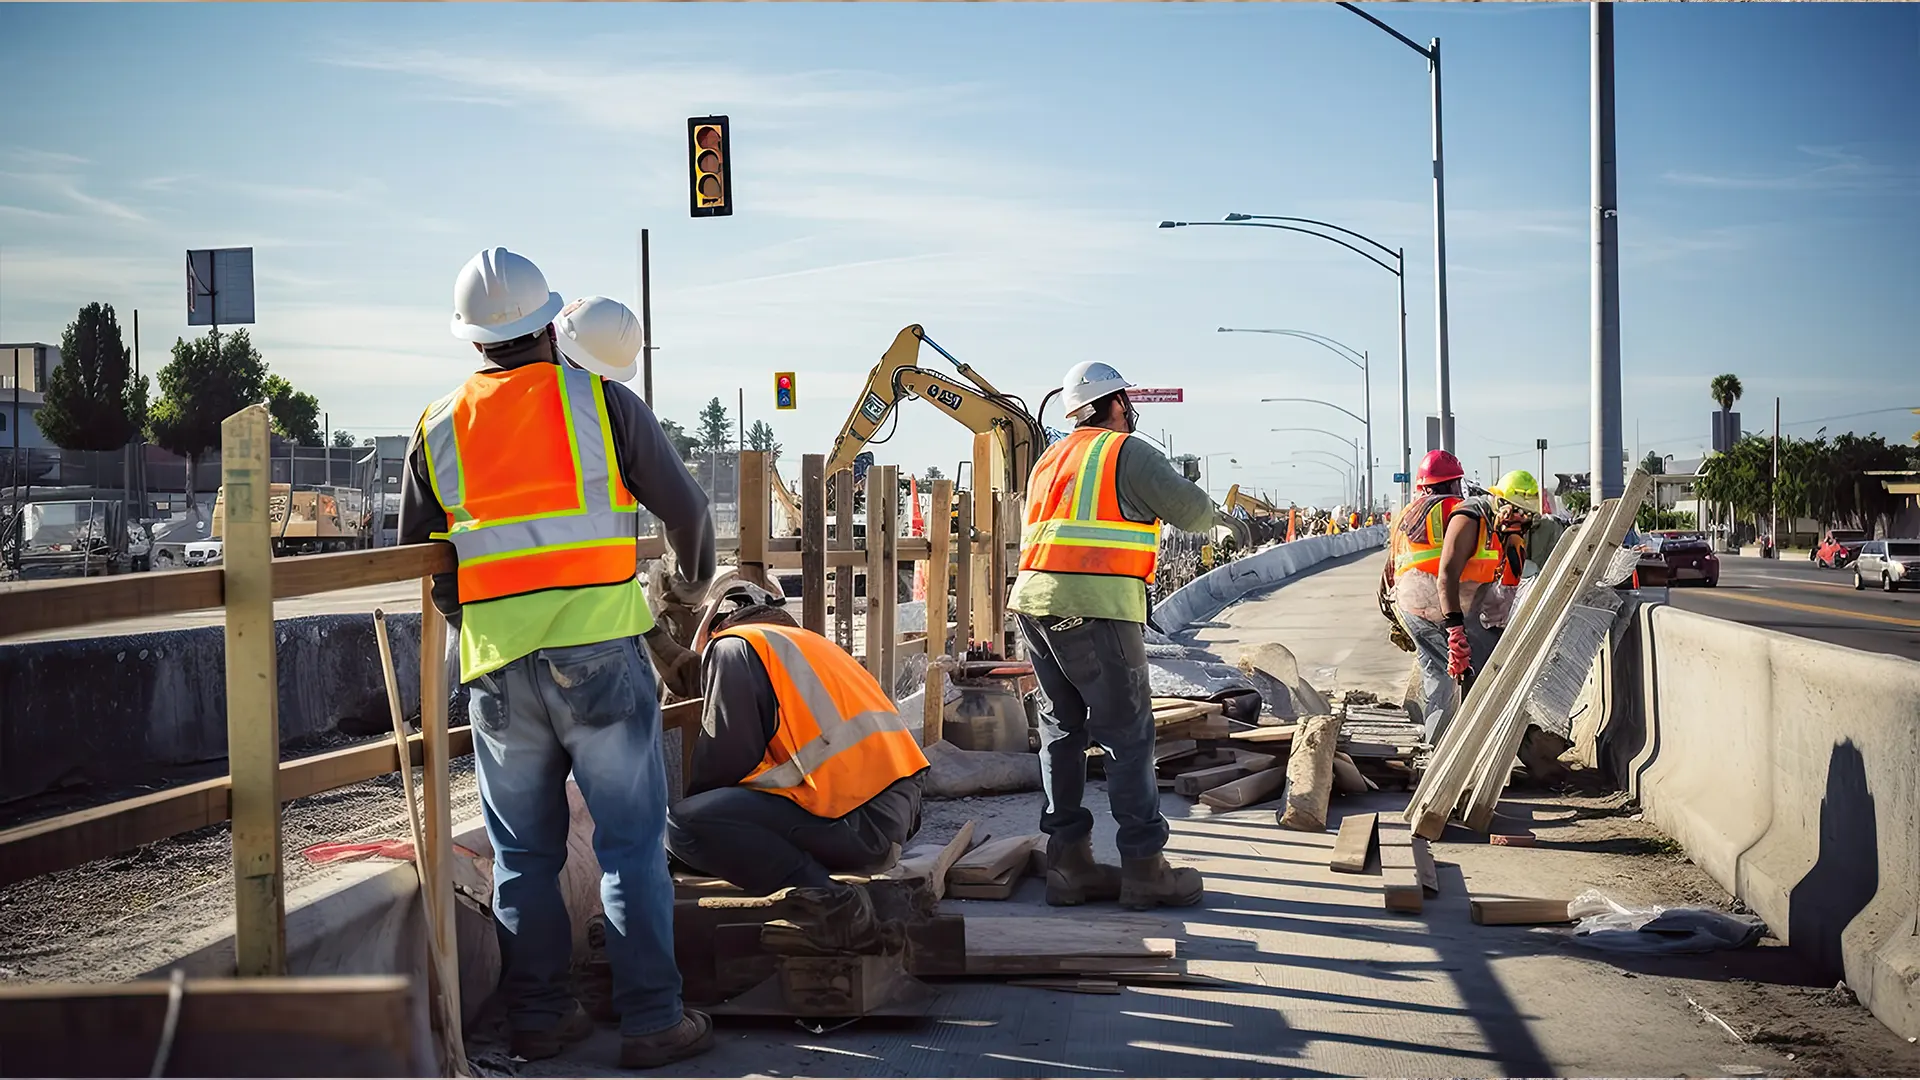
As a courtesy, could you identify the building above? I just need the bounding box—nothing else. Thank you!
[1,343,63,451]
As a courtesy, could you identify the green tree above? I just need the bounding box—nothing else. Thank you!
[1709,373,1744,413]
[263,374,324,446]
[332,429,357,449]
[1562,489,1592,515]
[744,419,780,459]
[924,464,945,481]
[659,418,699,460]
[696,396,733,453]
[148,330,269,502]
[37,302,149,450]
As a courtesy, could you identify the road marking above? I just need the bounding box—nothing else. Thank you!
[1696,590,1920,628]
[1743,572,1854,592]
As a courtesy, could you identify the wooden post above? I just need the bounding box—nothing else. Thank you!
[221,404,284,977]
[953,488,974,659]
[991,491,1018,660]
[877,465,900,696]
[418,580,461,1032]
[800,454,827,636]
[864,469,887,682]
[924,479,953,745]
[970,434,995,638]
[832,469,854,652]
[737,449,769,590]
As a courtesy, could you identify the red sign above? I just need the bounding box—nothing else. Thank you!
[1129,388,1184,403]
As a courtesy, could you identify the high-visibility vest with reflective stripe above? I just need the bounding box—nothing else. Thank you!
[1019,428,1161,583]
[717,623,930,820]
[1391,493,1500,583]
[421,363,642,604]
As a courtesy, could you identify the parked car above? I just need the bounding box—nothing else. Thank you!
[1635,531,1719,587]
[1852,539,1920,592]
[1813,529,1868,568]
[182,540,224,567]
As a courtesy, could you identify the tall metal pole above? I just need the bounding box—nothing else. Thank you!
[1770,396,1780,555]
[1537,438,1549,511]
[639,229,655,406]
[1360,350,1373,511]
[1591,2,1624,500]
[1429,38,1455,453]
[1396,249,1411,507]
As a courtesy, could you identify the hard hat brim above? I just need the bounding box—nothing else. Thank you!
[450,290,565,344]
[554,329,639,382]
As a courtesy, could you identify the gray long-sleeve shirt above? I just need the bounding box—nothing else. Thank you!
[399,357,716,625]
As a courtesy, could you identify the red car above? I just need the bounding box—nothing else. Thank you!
[1636,531,1719,587]
[1813,529,1868,568]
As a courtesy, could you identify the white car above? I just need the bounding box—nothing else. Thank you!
[1854,539,1920,592]
[182,540,224,567]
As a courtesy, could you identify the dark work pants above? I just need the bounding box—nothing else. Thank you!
[1016,614,1169,859]
[664,778,923,895]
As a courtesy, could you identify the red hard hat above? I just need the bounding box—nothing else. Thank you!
[1416,449,1464,486]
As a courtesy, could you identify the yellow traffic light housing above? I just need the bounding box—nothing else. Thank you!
[775,371,796,410]
[688,116,732,218]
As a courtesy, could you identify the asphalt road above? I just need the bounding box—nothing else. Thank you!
[1665,554,1920,662]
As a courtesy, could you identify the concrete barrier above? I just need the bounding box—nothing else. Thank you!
[1630,605,1920,1039]
[0,614,446,811]
[1152,526,1389,636]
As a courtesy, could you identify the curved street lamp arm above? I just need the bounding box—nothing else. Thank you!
[1161,220,1399,276]
[1223,214,1400,264]
[1261,397,1367,425]
[1270,427,1359,448]
[1337,1,1432,60]
[1218,328,1365,370]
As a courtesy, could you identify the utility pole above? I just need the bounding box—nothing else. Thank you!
[1591,1,1625,500]
[1770,396,1780,557]
[1397,249,1412,506]
[1537,438,1549,511]
[638,229,655,407]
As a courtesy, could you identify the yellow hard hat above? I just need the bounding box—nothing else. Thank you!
[1490,469,1542,515]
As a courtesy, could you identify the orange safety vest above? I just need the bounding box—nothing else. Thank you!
[716,623,930,819]
[1019,428,1161,582]
[421,362,640,604]
[1391,494,1500,583]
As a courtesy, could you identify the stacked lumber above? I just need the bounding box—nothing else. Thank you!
[1403,472,1653,841]
[1324,813,1443,913]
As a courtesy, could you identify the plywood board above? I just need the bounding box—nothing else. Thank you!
[963,916,1177,975]
[1412,836,1440,897]
[949,834,1041,885]
[1377,822,1423,914]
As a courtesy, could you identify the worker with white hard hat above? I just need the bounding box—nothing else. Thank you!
[400,248,715,1070]
[1011,361,1249,912]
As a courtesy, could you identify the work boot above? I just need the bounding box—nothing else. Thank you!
[619,1009,715,1070]
[1118,854,1206,911]
[760,884,892,955]
[510,1001,594,1061]
[1045,835,1122,907]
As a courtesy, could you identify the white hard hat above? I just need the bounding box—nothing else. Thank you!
[553,296,641,382]
[1060,360,1134,420]
[450,247,564,344]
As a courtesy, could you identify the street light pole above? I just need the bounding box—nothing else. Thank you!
[1336,2,1453,454]
[1269,428,1363,510]
[1218,328,1371,510]
[1592,1,1624,500]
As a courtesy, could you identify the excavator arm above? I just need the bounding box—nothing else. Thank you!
[825,325,1046,497]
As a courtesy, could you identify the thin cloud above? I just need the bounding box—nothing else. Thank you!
[7,147,88,168]
[1662,146,1913,193]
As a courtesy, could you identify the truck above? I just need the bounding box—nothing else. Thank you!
[0,495,149,580]
[209,483,370,557]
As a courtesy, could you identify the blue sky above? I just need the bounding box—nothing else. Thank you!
[2,1,1915,507]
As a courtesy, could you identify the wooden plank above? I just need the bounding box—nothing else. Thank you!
[952,488,974,655]
[1152,739,1198,766]
[970,434,994,646]
[1469,897,1573,926]
[417,582,460,1034]
[1231,750,1278,772]
[221,405,285,977]
[832,469,855,651]
[763,539,930,570]
[1413,836,1440,897]
[948,834,1041,885]
[946,863,1021,901]
[799,453,828,636]
[1173,763,1252,798]
[1231,725,1298,744]
[737,449,770,589]
[1342,740,1418,759]
[895,820,975,902]
[992,490,1018,657]
[878,465,900,691]
[272,543,453,599]
[1007,977,1122,995]
[1277,712,1343,832]
[1331,755,1375,795]
[924,479,954,746]
[864,466,889,682]
[1329,812,1378,874]
[1378,823,1423,913]
[1198,766,1288,810]
[1158,715,1232,741]
[0,974,432,1077]
[963,916,1177,975]
[1151,700,1222,726]
[0,566,224,640]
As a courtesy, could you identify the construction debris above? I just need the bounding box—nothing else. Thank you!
[1470,897,1576,926]
[1277,712,1344,831]
[1377,821,1423,914]
[1329,812,1379,874]
[923,740,1042,798]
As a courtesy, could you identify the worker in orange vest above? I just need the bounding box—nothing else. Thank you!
[400,250,715,1069]
[665,583,929,949]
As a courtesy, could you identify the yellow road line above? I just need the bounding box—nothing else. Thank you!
[1700,590,1920,628]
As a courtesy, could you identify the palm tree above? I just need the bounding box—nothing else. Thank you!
[1710,373,1743,414]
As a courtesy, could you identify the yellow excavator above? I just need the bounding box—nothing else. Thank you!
[825,325,1048,497]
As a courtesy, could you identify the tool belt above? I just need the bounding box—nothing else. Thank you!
[1378,579,1416,654]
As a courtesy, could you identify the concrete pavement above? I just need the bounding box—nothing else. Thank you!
[1665,556,1920,661]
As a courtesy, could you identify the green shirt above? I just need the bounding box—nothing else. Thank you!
[1008,434,1218,625]
[458,579,655,683]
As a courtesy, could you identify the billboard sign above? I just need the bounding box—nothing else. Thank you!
[187,248,256,327]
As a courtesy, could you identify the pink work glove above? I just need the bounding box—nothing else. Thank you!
[1446,623,1472,679]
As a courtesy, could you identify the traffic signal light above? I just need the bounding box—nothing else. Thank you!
[775,371,796,410]
[688,116,732,218]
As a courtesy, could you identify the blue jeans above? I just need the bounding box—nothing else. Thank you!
[1399,607,1499,744]
[467,635,681,1038]
[1016,614,1168,859]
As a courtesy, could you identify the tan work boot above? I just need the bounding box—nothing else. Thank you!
[510,1001,594,1061]
[1119,854,1205,911]
[761,884,892,955]
[619,1009,715,1070]
[1045,835,1123,906]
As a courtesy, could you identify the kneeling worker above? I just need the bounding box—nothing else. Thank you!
[666,584,929,946]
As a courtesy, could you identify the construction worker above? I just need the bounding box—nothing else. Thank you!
[1010,361,1250,911]
[400,252,715,1069]
[1479,469,1566,633]
[1381,450,1501,744]
[664,583,929,948]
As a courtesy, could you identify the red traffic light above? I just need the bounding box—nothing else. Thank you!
[778,375,792,389]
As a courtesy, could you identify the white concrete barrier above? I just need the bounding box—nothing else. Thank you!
[1631,605,1920,1039]
[1152,526,1389,636]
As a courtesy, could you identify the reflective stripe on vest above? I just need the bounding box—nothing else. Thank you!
[1392,493,1500,583]
[719,624,929,819]
[421,363,642,604]
[1019,428,1160,582]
